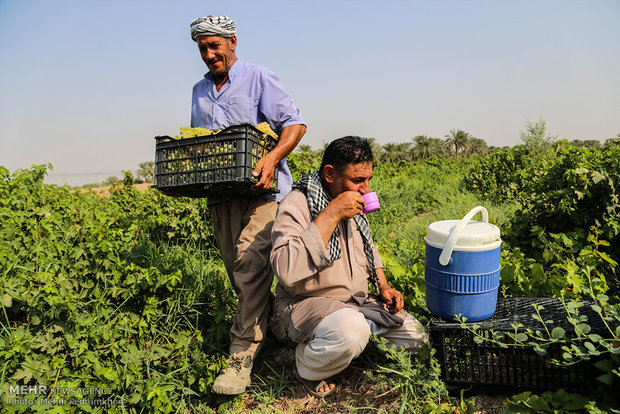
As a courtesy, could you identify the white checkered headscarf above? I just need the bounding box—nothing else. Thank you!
[190,15,236,41]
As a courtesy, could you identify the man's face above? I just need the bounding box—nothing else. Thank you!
[197,35,237,79]
[325,161,373,198]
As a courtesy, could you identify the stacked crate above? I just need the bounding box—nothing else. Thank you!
[428,297,607,392]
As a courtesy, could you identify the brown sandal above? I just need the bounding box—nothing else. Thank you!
[295,368,338,398]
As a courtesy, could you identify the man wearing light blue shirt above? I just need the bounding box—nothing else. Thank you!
[189,15,306,395]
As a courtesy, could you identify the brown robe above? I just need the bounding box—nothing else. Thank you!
[271,190,402,343]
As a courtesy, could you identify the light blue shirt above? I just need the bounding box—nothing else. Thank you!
[191,59,305,203]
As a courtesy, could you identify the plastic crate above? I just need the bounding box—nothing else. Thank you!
[428,297,606,392]
[152,124,278,198]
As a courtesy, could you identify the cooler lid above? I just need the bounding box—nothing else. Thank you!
[426,219,501,248]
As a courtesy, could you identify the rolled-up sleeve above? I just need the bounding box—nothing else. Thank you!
[271,191,332,288]
[372,243,384,269]
[258,70,305,134]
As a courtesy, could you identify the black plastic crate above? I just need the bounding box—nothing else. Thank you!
[152,124,278,198]
[428,297,606,393]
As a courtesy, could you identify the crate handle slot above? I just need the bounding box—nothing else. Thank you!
[438,206,489,266]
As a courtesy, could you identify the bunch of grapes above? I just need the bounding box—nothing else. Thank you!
[255,122,278,139]
[176,126,221,140]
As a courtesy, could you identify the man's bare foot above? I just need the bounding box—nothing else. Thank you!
[295,369,338,398]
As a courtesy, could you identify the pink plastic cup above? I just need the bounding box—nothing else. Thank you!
[362,192,380,214]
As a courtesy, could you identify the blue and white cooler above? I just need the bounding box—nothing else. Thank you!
[425,206,502,321]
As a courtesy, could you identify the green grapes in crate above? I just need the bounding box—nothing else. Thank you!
[176,126,221,140]
[255,122,278,139]
[160,123,278,183]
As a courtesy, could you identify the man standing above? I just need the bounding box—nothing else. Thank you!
[189,15,306,395]
[271,137,427,397]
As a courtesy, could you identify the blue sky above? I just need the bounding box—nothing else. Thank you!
[1,0,619,186]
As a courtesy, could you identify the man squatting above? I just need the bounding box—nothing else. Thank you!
[189,15,306,395]
[271,137,429,397]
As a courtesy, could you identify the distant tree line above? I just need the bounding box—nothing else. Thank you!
[294,120,619,164]
[92,161,154,188]
[95,121,616,189]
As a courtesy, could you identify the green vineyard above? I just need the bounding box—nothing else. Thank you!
[1,138,619,413]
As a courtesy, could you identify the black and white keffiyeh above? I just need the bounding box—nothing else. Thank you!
[293,171,382,296]
[190,15,236,41]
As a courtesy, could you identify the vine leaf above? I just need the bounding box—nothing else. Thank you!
[551,327,566,340]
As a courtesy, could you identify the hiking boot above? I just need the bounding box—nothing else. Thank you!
[211,354,253,395]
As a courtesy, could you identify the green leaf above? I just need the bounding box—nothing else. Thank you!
[560,233,573,247]
[596,372,616,386]
[591,170,605,184]
[13,366,34,382]
[563,352,575,362]
[598,251,615,265]
[551,327,566,339]
[529,396,551,412]
[474,336,484,345]
[515,333,528,343]
[597,294,609,303]
[594,359,616,372]
[533,344,547,356]
[531,263,544,282]
[1,293,12,307]
[576,323,591,335]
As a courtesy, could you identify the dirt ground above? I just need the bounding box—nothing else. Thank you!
[238,342,509,414]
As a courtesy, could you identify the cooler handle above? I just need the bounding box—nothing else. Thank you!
[439,206,489,266]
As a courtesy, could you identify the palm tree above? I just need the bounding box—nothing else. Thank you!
[569,139,601,148]
[105,176,120,185]
[465,137,489,156]
[395,142,412,161]
[365,137,384,160]
[411,135,444,160]
[317,141,329,159]
[381,143,400,162]
[444,129,470,158]
[381,142,411,162]
[604,136,620,147]
[296,144,313,153]
[137,161,154,182]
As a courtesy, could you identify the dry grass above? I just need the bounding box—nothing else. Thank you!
[71,183,152,197]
